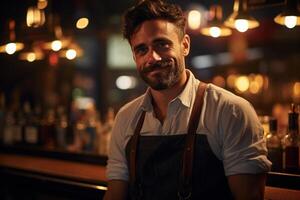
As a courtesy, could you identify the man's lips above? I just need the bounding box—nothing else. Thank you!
[142,60,172,74]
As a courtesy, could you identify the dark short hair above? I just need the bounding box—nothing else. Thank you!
[122,0,186,42]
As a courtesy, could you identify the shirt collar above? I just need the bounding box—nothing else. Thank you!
[139,69,197,111]
[139,88,153,112]
[175,69,196,108]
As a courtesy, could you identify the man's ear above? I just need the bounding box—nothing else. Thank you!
[182,34,190,56]
[132,53,136,62]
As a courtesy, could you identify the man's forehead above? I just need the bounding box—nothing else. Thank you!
[130,19,179,45]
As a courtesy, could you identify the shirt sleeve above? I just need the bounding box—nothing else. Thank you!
[106,111,129,181]
[220,98,271,176]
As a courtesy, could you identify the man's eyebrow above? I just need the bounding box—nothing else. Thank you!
[153,37,172,44]
[133,43,145,52]
[132,37,172,52]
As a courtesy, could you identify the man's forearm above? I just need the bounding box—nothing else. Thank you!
[103,180,129,200]
[228,173,266,200]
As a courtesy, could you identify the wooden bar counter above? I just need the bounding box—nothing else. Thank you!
[1,151,300,200]
[0,153,107,184]
[0,152,107,200]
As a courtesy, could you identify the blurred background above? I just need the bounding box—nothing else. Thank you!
[0,0,299,153]
[0,0,299,114]
[1,1,300,199]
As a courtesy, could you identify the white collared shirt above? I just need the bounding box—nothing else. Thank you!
[107,70,271,181]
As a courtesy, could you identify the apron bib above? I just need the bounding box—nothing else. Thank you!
[125,83,233,200]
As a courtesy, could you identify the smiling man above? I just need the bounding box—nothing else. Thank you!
[104,1,271,200]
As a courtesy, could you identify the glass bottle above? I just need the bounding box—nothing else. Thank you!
[99,107,114,156]
[2,110,15,145]
[84,112,97,153]
[41,109,56,149]
[282,104,299,173]
[55,106,68,150]
[13,108,24,145]
[23,102,39,146]
[266,118,283,171]
[0,92,5,144]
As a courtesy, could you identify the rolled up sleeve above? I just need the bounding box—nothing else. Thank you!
[220,99,271,176]
[106,112,129,181]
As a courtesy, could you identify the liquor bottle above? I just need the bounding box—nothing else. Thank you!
[95,111,103,154]
[2,111,15,145]
[0,92,5,144]
[84,111,98,153]
[99,107,114,156]
[23,102,39,146]
[282,104,299,173]
[55,106,68,149]
[33,105,43,146]
[266,118,283,171]
[40,109,56,149]
[13,109,24,145]
[259,115,270,138]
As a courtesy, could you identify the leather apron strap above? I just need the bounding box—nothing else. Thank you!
[129,110,146,186]
[129,82,207,198]
[178,82,207,199]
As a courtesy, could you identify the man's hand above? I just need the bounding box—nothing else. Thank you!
[103,180,129,200]
[228,173,266,200]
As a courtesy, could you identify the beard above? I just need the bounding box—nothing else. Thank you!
[139,58,184,90]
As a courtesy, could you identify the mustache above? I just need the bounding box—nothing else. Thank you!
[141,59,172,73]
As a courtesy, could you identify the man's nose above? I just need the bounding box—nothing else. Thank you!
[147,49,162,64]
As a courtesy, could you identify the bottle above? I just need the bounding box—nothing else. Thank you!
[13,108,24,145]
[55,106,68,150]
[282,104,299,173]
[266,118,283,171]
[33,105,43,146]
[94,111,103,154]
[40,109,56,149]
[259,115,270,138]
[84,113,97,153]
[2,110,15,145]
[23,102,40,146]
[0,92,5,144]
[99,107,114,156]
[70,112,85,152]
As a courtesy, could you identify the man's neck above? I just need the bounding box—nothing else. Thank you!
[150,70,188,123]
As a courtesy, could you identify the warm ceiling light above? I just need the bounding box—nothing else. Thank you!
[51,40,62,51]
[37,0,48,9]
[27,53,36,62]
[209,27,221,37]
[26,6,45,28]
[274,0,300,29]
[225,0,259,32]
[59,42,83,60]
[116,76,137,90]
[187,10,202,30]
[43,25,71,51]
[66,49,77,60]
[19,47,44,62]
[76,17,89,29]
[5,43,17,55]
[2,42,24,55]
[43,37,71,51]
[201,5,232,37]
[235,75,249,92]
[234,19,249,32]
[0,20,24,54]
[293,82,300,97]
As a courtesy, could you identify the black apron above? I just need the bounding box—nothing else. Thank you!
[125,83,233,200]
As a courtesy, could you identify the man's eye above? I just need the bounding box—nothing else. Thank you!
[135,46,148,55]
[156,42,170,50]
